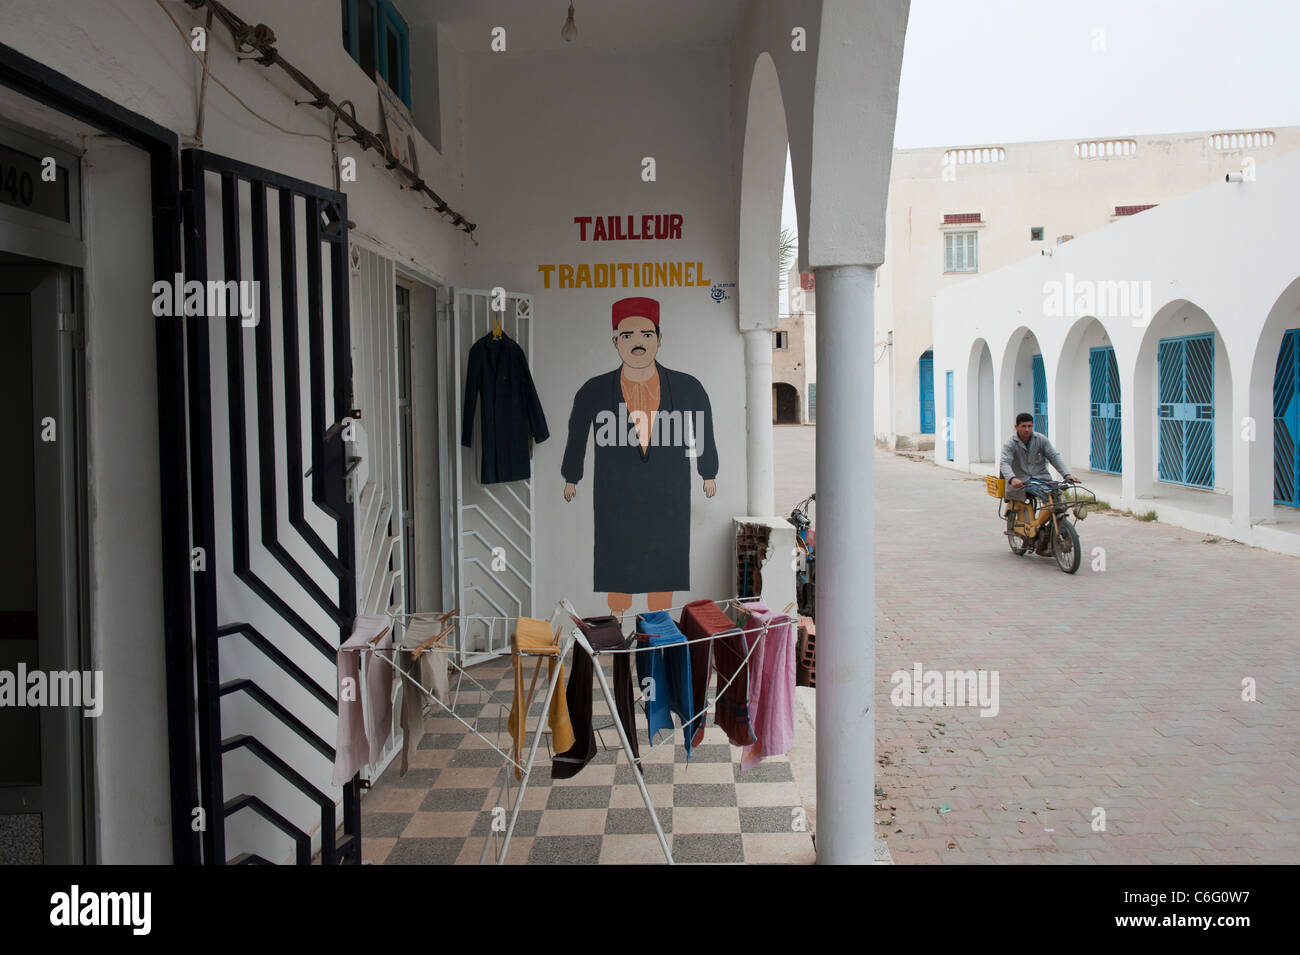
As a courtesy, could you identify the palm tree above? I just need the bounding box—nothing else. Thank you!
[778,227,798,315]
[778,227,797,282]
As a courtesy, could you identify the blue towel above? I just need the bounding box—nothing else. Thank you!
[635,611,696,758]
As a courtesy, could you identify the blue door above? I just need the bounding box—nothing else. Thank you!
[944,370,954,461]
[1089,346,1121,473]
[919,350,935,434]
[1031,353,1048,436]
[1157,333,1214,488]
[1275,328,1300,506]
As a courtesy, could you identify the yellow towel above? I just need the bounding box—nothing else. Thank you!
[508,617,576,780]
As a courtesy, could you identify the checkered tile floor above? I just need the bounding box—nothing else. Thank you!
[358,656,814,864]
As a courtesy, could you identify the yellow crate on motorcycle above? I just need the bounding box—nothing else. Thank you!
[985,476,1006,498]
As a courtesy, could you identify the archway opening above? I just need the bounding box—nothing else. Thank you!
[1132,299,1234,516]
[773,382,800,424]
[1058,317,1120,477]
[1248,275,1300,532]
[967,339,995,463]
[1000,327,1046,439]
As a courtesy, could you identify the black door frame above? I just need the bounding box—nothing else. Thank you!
[0,40,197,863]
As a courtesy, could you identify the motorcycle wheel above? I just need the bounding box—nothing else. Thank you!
[1006,513,1029,556]
[1052,518,1081,574]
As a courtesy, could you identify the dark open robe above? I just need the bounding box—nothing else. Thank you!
[461,332,549,484]
[562,363,718,594]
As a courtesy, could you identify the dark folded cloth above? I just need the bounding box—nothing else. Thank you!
[552,615,640,779]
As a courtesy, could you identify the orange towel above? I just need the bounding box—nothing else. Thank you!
[508,617,576,780]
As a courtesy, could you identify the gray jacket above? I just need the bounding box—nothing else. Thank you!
[1000,431,1069,501]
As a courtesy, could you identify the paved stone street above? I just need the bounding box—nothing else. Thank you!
[774,424,1300,864]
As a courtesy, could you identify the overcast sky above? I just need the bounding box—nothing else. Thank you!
[780,0,1297,266]
[894,0,1300,148]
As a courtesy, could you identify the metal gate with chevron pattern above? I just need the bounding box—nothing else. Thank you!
[1276,328,1300,506]
[1089,346,1121,474]
[1031,353,1048,437]
[1157,332,1215,489]
[182,150,360,864]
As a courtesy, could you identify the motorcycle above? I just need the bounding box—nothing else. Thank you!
[989,476,1096,575]
[789,492,816,618]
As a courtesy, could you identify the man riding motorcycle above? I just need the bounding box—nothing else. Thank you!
[1001,413,1078,555]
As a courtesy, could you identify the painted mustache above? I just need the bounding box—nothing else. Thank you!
[631,345,647,353]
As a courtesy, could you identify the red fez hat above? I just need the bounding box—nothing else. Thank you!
[612,296,660,329]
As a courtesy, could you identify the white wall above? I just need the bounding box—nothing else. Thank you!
[81,138,171,863]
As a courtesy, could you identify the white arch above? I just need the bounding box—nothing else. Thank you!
[1247,275,1300,520]
[1129,298,1235,500]
[997,325,1043,440]
[967,338,995,463]
[737,51,790,333]
[1056,316,1117,475]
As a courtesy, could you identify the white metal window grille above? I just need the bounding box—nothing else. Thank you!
[447,289,537,666]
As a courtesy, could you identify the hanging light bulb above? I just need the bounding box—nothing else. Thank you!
[561,3,578,42]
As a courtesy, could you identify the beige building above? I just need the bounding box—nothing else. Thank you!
[871,126,1300,450]
[773,266,816,423]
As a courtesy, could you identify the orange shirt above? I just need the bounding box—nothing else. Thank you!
[620,367,660,451]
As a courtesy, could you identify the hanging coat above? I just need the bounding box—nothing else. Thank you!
[461,333,549,484]
[562,362,718,594]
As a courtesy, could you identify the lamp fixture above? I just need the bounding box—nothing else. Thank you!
[561,3,577,42]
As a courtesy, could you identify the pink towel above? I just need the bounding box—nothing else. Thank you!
[366,627,394,764]
[736,601,796,771]
[332,615,389,785]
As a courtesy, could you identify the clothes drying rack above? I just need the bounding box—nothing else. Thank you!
[349,595,789,865]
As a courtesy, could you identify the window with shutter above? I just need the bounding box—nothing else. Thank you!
[944,231,978,273]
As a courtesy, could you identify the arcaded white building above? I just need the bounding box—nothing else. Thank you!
[876,126,1300,452]
[933,146,1300,557]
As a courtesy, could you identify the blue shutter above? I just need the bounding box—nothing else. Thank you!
[1089,346,1121,474]
[1274,328,1300,506]
[945,370,955,461]
[1031,353,1048,437]
[1158,333,1214,488]
[919,350,935,434]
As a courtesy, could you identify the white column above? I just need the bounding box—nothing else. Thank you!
[743,328,775,516]
[1231,373,1254,529]
[814,263,875,864]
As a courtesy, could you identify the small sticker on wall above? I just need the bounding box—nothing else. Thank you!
[709,282,735,303]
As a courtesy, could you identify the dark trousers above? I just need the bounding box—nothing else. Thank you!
[552,618,641,779]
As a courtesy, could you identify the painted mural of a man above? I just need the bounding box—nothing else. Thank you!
[562,296,718,618]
